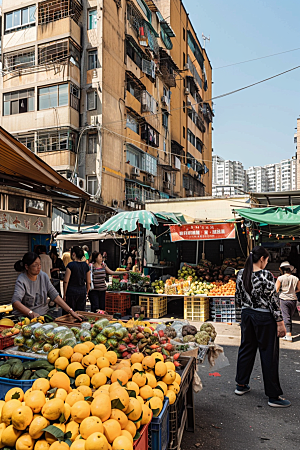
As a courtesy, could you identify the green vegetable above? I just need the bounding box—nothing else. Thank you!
[23,360,54,371]
[0,364,11,378]
[20,370,32,380]
[96,333,107,344]
[35,369,50,378]
[11,362,24,378]
[93,319,110,333]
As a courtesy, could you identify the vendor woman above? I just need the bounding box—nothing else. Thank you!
[12,252,82,321]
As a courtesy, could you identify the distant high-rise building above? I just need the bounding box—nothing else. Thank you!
[246,157,297,193]
[212,155,246,197]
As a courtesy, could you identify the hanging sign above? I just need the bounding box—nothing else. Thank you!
[0,212,51,234]
[170,223,236,242]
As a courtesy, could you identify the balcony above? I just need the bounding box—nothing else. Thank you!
[38,17,81,46]
[39,150,76,172]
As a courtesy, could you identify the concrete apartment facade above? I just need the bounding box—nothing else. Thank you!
[246,157,297,193]
[0,0,212,210]
[212,155,246,197]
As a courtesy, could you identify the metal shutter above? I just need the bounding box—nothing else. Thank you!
[0,232,29,305]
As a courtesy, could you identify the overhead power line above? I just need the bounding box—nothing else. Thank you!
[104,64,300,128]
[214,47,300,69]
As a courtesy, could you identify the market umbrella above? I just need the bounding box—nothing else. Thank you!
[98,210,158,233]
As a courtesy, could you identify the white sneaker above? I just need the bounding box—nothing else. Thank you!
[281,335,292,341]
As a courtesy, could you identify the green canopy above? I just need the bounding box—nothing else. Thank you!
[236,206,300,226]
[154,212,187,224]
[98,210,158,233]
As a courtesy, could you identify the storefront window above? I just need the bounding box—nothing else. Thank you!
[26,199,46,215]
[8,196,24,212]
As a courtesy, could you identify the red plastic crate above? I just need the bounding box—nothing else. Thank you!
[134,422,150,450]
[0,326,19,350]
[105,293,131,316]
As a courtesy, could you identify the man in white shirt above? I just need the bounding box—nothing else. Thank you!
[37,245,52,279]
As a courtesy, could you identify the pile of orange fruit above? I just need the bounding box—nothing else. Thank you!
[209,280,236,296]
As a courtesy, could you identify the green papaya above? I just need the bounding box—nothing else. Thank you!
[34,369,49,378]
[20,370,32,380]
[0,364,11,378]
[11,362,24,378]
[6,358,22,365]
[23,360,54,371]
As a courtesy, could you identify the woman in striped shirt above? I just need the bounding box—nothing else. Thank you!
[88,251,126,312]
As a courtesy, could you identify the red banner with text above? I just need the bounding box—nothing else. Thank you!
[170,223,236,242]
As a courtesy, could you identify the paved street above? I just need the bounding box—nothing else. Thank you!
[182,317,300,450]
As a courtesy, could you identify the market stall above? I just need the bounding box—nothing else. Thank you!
[0,312,227,450]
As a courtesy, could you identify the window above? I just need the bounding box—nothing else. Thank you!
[162,112,169,129]
[196,138,203,154]
[87,176,98,195]
[37,129,77,153]
[183,28,186,41]
[126,144,157,176]
[88,10,97,30]
[88,50,98,70]
[126,114,139,134]
[26,199,46,215]
[38,0,81,26]
[87,134,97,154]
[141,123,159,147]
[38,84,68,110]
[187,129,195,146]
[87,90,97,110]
[183,126,186,139]
[3,89,34,116]
[3,49,35,71]
[126,39,143,70]
[187,30,204,71]
[126,74,143,102]
[8,195,24,212]
[183,52,186,67]
[183,101,186,113]
[5,5,35,33]
[70,84,80,111]
[38,39,80,67]
[18,135,34,152]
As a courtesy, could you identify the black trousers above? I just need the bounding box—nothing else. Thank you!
[64,292,86,314]
[236,308,283,398]
[88,290,106,313]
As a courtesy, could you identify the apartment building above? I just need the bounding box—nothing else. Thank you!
[246,157,297,193]
[212,155,246,197]
[1,0,212,210]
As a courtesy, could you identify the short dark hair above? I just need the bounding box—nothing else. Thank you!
[91,251,102,263]
[14,252,40,272]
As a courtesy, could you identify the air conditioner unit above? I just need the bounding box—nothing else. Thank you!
[184,88,190,96]
[91,115,100,126]
[131,167,140,177]
[184,63,190,70]
[76,177,86,190]
[161,95,169,106]
[112,199,118,208]
[147,174,155,183]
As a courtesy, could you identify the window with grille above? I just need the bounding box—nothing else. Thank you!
[36,129,77,153]
[88,50,98,70]
[70,84,80,111]
[162,112,169,129]
[87,91,97,111]
[87,176,98,195]
[3,49,35,71]
[87,134,97,154]
[3,89,34,116]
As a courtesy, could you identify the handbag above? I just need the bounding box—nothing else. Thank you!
[90,264,95,291]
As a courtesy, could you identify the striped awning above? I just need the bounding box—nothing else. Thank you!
[98,210,158,233]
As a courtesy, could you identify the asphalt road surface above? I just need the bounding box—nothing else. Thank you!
[181,318,300,450]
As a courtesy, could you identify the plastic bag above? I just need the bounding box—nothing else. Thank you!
[53,327,76,347]
[79,330,92,342]
[93,318,110,333]
[34,323,58,343]
[22,323,43,338]
[114,327,128,340]
[81,322,91,331]
[207,344,230,369]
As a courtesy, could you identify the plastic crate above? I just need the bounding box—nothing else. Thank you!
[134,421,150,450]
[184,297,210,322]
[149,398,169,450]
[0,354,36,400]
[139,296,167,319]
[0,326,19,350]
[168,356,196,450]
[105,293,131,317]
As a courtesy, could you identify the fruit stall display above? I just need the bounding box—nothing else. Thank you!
[0,339,194,450]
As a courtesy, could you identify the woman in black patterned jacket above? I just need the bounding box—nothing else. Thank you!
[234,246,290,407]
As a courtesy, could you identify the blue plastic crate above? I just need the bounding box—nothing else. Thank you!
[0,354,36,400]
[149,398,169,450]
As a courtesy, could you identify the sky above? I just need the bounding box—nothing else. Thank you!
[184,0,300,169]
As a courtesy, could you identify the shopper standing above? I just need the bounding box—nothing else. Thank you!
[62,248,72,268]
[235,246,290,407]
[37,245,52,279]
[50,248,65,297]
[275,261,300,342]
[88,251,128,312]
[63,246,91,313]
